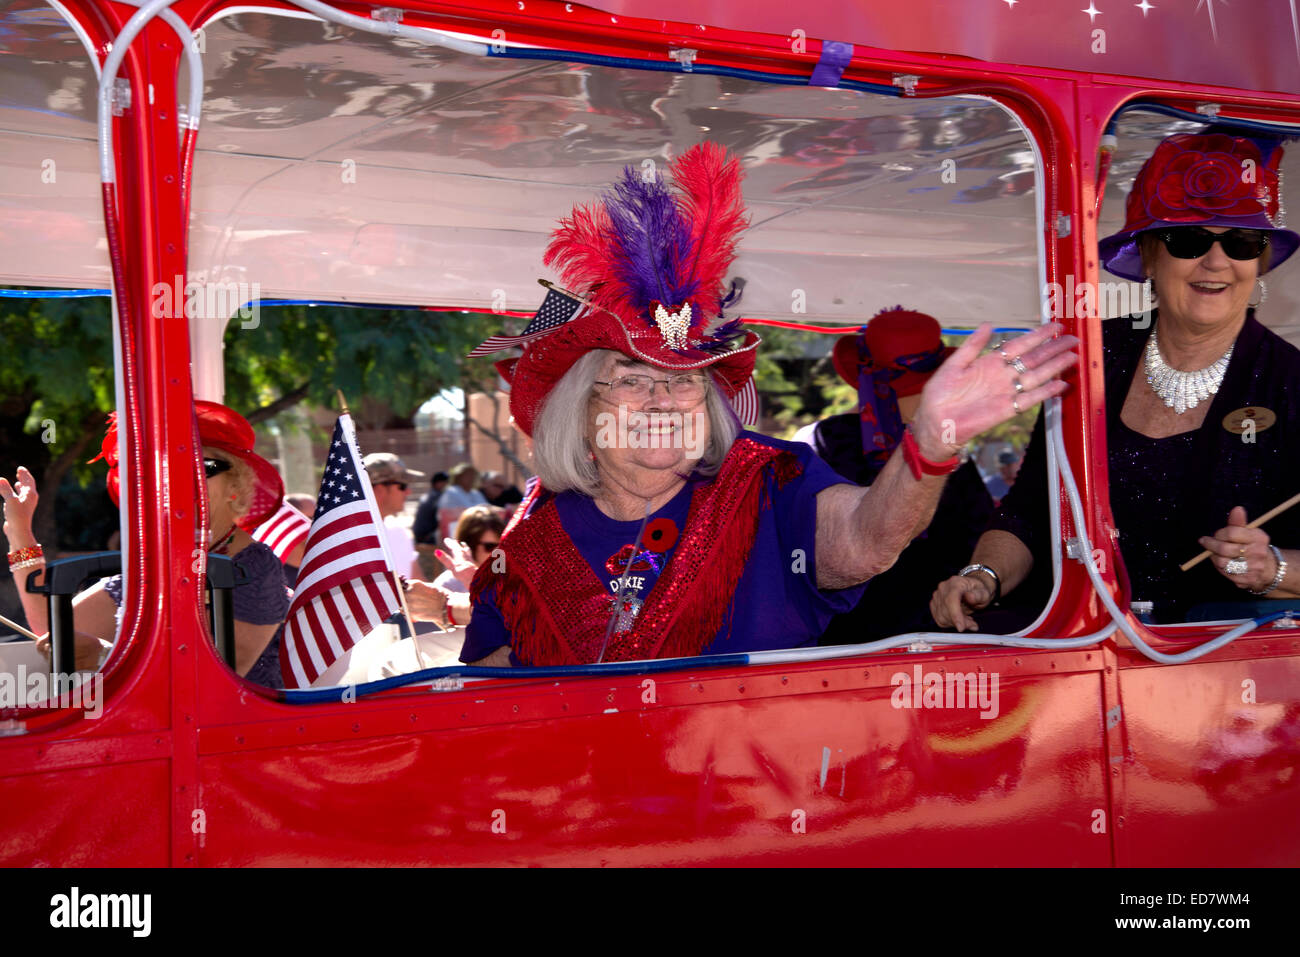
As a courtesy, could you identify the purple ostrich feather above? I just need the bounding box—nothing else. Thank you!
[602,165,698,320]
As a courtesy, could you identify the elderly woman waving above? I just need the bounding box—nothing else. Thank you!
[459,144,1077,667]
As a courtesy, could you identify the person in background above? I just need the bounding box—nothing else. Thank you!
[437,462,486,540]
[2,402,290,680]
[433,505,506,595]
[479,471,523,509]
[286,492,316,518]
[412,470,449,580]
[797,307,995,644]
[363,452,423,580]
[982,447,1021,503]
[374,506,506,675]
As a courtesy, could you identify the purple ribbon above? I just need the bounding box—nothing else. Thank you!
[857,344,947,464]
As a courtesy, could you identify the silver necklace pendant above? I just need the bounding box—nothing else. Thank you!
[1144,327,1232,414]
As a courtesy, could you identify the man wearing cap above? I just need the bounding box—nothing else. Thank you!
[363,452,424,580]
[798,308,995,645]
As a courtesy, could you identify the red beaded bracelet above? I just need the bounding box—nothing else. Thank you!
[7,544,43,571]
[901,427,960,480]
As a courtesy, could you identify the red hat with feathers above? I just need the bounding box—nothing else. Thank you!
[493,143,760,437]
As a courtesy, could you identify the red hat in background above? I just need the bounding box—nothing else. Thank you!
[91,400,284,532]
[831,307,953,398]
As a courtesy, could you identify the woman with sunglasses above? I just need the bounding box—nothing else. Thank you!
[1,402,291,679]
[933,131,1300,631]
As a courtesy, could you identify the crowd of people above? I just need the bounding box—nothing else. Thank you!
[3,131,1298,686]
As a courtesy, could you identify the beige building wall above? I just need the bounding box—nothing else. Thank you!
[467,391,530,489]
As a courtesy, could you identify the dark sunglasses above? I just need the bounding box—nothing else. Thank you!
[1156,226,1269,261]
[378,481,408,491]
[476,539,502,550]
[203,457,233,478]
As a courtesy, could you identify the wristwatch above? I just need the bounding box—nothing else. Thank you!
[958,563,1001,604]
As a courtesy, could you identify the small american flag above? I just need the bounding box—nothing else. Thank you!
[251,501,311,563]
[280,414,402,689]
[731,376,759,428]
[466,283,586,357]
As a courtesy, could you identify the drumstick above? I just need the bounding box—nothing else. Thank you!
[1180,490,1300,571]
[0,612,40,642]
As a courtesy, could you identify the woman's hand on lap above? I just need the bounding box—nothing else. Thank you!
[930,575,995,632]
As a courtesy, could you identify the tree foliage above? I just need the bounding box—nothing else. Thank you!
[0,295,116,548]
[222,305,504,427]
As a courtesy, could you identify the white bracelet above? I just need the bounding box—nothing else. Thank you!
[1250,545,1288,596]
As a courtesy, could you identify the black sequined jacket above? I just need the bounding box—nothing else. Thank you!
[992,311,1300,617]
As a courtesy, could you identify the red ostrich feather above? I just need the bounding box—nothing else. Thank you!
[671,142,749,322]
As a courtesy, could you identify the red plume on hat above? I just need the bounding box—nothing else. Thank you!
[494,143,761,437]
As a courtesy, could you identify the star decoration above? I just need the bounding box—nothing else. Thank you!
[1002,0,1018,7]
[1083,2,1102,22]
[1136,0,1153,14]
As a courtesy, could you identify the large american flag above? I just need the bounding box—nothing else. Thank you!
[280,415,402,689]
[251,501,311,563]
[466,284,585,357]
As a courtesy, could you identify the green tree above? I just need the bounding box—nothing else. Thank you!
[0,296,116,552]
[222,305,503,427]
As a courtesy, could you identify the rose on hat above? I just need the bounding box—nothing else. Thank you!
[363,453,425,486]
[1099,131,1300,282]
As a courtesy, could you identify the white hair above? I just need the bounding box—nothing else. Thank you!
[531,349,741,497]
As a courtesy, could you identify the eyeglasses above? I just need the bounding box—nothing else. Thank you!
[476,539,502,551]
[594,373,708,404]
[203,457,232,478]
[378,481,408,492]
[1156,227,1269,261]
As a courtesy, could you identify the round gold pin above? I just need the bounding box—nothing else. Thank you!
[1222,406,1276,435]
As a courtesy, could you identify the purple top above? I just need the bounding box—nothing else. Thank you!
[461,433,866,664]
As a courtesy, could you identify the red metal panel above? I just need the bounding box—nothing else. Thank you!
[195,656,1110,866]
[0,761,171,867]
[1115,643,1300,866]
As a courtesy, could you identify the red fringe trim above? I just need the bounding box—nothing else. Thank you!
[479,438,802,665]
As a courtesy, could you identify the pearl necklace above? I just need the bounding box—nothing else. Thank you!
[1144,327,1233,414]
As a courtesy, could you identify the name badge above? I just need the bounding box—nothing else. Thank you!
[1222,406,1276,435]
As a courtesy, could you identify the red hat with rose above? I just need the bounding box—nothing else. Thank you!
[1099,131,1299,282]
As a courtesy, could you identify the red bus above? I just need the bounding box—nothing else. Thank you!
[1,0,1298,866]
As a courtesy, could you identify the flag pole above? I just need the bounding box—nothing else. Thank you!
[338,390,438,670]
